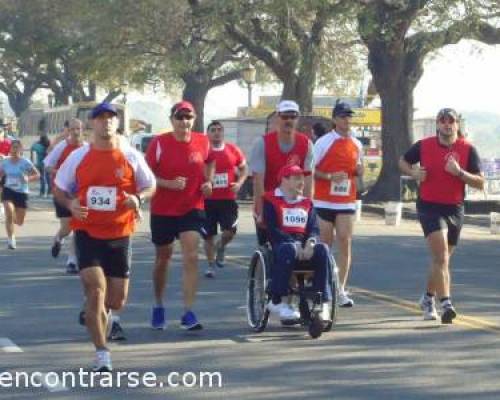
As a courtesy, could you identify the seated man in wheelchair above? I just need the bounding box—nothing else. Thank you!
[263,164,331,323]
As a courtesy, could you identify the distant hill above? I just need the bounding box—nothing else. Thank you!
[463,112,500,158]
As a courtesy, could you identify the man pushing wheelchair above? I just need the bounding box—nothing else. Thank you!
[263,164,333,326]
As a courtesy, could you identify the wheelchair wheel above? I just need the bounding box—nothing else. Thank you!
[323,255,339,332]
[308,313,323,339]
[247,249,270,332]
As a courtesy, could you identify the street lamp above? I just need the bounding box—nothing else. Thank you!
[48,93,54,108]
[120,81,129,105]
[241,65,256,110]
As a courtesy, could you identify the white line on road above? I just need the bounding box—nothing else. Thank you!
[0,337,23,352]
[36,374,69,393]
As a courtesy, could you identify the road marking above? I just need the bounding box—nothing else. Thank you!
[225,254,500,335]
[35,374,69,393]
[354,287,500,334]
[0,338,23,352]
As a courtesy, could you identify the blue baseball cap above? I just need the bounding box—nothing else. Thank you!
[91,102,118,119]
[332,101,354,118]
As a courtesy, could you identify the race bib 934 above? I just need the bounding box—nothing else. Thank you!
[87,186,117,211]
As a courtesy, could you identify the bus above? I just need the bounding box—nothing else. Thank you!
[18,102,129,137]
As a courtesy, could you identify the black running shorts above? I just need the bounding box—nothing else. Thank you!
[75,230,131,278]
[417,200,464,246]
[150,209,206,246]
[1,187,28,209]
[203,199,238,237]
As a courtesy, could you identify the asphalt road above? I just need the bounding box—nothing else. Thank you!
[1,198,499,399]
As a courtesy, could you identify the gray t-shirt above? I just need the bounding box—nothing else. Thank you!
[250,136,314,175]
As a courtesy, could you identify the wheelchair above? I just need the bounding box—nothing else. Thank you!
[246,243,339,339]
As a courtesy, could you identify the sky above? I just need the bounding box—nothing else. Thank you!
[1,40,499,129]
[137,39,500,128]
[200,40,500,121]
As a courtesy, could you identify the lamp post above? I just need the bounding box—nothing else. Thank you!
[48,93,54,108]
[241,65,256,110]
[120,81,129,105]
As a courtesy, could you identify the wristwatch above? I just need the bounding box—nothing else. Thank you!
[134,193,144,206]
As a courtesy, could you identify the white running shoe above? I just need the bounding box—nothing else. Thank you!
[105,310,113,339]
[419,294,438,321]
[321,303,331,322]
[7,237,16,250]
[93,349,112,372]
[204,264,215,278]
[338,291,354,307]
[267,301,300,321]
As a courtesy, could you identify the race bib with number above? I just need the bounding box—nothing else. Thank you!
[282,208,308,228]
[213,173,229,189]
[330,179,351,196]
[6,176,21,189]
[87,186,117,211]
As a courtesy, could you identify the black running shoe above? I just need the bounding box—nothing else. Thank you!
[66,263,78,274]
[441,305,457,324]
[51,241,61,258]
[108,321,126,341]
[79,310,86,326]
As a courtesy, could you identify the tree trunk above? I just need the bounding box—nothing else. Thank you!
[365,83,415,201]
[7,92,32,117]
[280,62,315,113]
[281,74,299,102]
[182,78,209,133]
[364,44,417,201]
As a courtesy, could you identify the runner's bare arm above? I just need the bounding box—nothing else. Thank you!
[201,160,215,197]
[231,161,249,193]
[304,174,313,198]
[253,172,265,221]
[458,170,485,190]
[26,166,40,182]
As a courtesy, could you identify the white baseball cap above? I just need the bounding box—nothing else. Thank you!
[276,100,300,114]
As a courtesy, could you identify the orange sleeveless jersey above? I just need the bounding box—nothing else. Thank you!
[55,143,155,239]
[313,132,362,208]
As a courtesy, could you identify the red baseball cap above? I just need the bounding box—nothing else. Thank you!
[171,101,195,116]
[278,164,309,181]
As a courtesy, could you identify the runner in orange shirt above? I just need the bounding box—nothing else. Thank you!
[54,102,156,372]
[313,101,363,307]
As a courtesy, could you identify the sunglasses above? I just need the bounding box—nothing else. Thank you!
[438,117,456,124]
[279,114,298,121]
[175,114,194,121]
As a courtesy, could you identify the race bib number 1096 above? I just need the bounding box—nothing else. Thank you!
[282,208,308,228]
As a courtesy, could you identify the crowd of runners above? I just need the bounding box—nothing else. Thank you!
[0,99,484,372]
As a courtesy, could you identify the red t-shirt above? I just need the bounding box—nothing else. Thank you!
[420,136,472,205]
[207,142,245,201]
[263,131,309,191]
[0,139,11,156]
[146,132,213,216]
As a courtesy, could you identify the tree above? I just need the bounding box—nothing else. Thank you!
[0,0,49,116]
[120,0,251,131]
[224,0,365,112]
[357,0,500,200]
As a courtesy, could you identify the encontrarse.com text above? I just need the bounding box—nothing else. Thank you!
[0,369,223,389]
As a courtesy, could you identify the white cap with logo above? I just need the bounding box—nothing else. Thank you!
[276,100,300,114]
